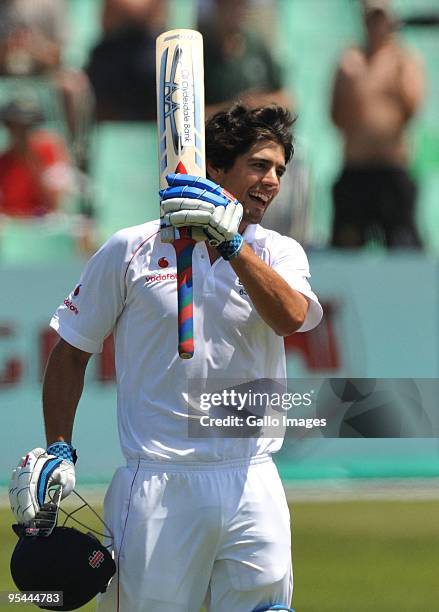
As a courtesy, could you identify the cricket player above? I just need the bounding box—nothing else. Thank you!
[10,104,322,611]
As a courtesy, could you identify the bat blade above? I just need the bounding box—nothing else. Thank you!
[156,29,205,359]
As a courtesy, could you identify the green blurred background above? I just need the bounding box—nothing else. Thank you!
[1,500,439,611]
[1,1,439,611]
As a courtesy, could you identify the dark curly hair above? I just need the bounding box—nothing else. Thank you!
[205,103,296,172]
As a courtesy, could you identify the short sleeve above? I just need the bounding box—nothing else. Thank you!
[50,232,128,353]
[269,235,323,333]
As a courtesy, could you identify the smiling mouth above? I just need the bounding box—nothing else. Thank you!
[248,192,271,208]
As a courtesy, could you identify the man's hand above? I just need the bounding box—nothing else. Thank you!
[161,174,244,256]
[9,442,76,524]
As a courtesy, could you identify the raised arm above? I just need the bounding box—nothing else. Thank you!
[161,173,315,337]
[230,242,308,335]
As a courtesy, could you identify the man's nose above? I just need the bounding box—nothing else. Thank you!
[262,166,279,188]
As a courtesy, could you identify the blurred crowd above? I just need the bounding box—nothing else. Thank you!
[0,0,432,258]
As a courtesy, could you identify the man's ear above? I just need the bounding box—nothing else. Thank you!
[206,162,222,182]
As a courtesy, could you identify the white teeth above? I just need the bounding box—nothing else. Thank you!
[249,191,270,203]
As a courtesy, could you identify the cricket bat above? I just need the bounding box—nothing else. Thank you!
[156,29,205,360]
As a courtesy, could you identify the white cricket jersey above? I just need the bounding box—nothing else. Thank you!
[50,221,322,463]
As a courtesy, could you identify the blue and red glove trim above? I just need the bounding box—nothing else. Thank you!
[46,442,77,465]
[160,173,238,209]
[216,234,244,261]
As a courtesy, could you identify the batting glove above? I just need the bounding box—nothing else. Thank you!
[161,174,244,259]
[9,442,77,524]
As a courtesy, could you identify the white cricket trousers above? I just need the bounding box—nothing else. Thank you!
[97,454,293,612]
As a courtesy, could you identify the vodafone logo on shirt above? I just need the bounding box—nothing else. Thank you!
[145,258,176,283]
[63,283,81,314]
[64,298,79,315]
[145,272,177,283]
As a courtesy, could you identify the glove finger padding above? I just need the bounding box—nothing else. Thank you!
[160,173,243,247]
[165,173,223,194]
[165,202,243,246]
[164,210,213,228]
[160,216,206,242]
[9,448,45,523]
[162,197,215,214]
[205,202,243,246]
[161,185,229,207]
[9,448,75,524]
[161,174,238,209]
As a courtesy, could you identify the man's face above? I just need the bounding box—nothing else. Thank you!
[365,9,394,40]
[208,140,286,230]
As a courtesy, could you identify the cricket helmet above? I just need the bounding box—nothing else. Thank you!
[10,525,116,611]
[10,487,116,611]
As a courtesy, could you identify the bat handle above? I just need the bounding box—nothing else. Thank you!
[173,228,196,359]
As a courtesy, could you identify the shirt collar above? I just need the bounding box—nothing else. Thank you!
[243,224,267,244]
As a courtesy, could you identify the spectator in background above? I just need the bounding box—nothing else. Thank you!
[86,0,167,121]
[198,0,309,242]
[0,0,93,158]
[330,0,425,249]
[198,0,292,117]
[0,97,72,217]
[0,0,66,76]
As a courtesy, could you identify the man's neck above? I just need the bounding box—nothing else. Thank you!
[239,221,249,235]
[365,35,394,57]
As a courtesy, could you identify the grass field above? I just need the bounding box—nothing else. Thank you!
[1,499,438,612]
